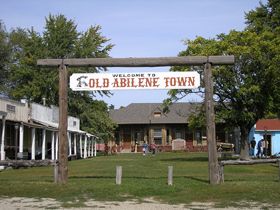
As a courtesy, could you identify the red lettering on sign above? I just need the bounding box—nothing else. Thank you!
[112,78,119,87]
[164,77,196,88]
[103,78,109,88]
[188,77,195,86]
[120,78,127,87]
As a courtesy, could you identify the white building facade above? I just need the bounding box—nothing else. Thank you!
[0,98,97,161]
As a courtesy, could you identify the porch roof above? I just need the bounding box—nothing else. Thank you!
[256,119,280,131]
[32,119,87,134]
[110,103,199,125]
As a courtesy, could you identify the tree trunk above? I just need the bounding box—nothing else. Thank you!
[239,127,250,160]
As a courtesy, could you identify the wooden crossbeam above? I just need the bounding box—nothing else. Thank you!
[37,55,234,67]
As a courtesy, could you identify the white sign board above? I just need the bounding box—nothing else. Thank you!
[70,72,200,91]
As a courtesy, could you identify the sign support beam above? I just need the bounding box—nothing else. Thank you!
[37,56,234,67]
[204,61,220,184]
[58,63,68,184]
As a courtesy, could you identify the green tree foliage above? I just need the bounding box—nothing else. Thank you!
[6,14,116,137]
[0,21,12,95]
[169,18,277,159]
[245,0,280,117]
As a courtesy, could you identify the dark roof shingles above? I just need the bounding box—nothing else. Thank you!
[110,103,198,124]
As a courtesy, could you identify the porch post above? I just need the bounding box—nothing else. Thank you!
[84,135,87,158]
[55,132,59,160]
[51,131,55,160]
[79,134,83,158]
[0,115,6,160]
[31,128,36,160]
[42,129,46,160]
[74,134,77,156]
[88,137,91,157]
[94,138,97,157]
[19,124,24,154]
[68,132,72,156]
[91,138,94,156]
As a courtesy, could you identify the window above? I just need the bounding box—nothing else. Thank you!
[153,128,162,145]
[73,121,77,126]
[134,130,143,144]
[115,132,120,144]
[6,104,15,113]
[166,129,170,145]
[195,131,202,144]
[154,112,161,118]
[175,129,182,139]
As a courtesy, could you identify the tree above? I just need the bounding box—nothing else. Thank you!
[7,14,116,137]
[0,21,12,95]
[168,30,274,160]
[167,0,280,160]
[245,0,280,117]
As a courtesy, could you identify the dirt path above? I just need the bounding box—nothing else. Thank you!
[0,197,279,210]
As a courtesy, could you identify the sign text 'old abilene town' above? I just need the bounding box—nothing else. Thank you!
[70,72,200,91]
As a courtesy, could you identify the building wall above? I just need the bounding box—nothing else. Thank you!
[68,116,80,132]
[114,123,232,152]
[252,130,280,155]
[31,103,53,123]
[0,98,29,122]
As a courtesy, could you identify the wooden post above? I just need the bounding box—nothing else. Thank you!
[55,132,59,160]
[116,166,122,185]
[94,140,97,157]
[74,134,77,156]
[58,63,68,184]
[14,124,19,160]
[54,161,58,183]
[278,159,280,182]
[204,62,220,185]
[19,124,24,154]
[42,129,46,160]
[31,128,35,160]
[168,166,173,186]
[51,131,55,160]
[1,115,6,161]
[219,163,224,183]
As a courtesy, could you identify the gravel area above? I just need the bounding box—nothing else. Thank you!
[0,197,279,210]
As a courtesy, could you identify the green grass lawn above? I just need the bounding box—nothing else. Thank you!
[0,152,279,208]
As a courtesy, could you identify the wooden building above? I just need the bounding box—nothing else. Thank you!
[110,103,236,152]
[0,97,97,161]
[250,119,280,156]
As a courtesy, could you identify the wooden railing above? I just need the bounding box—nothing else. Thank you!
[219,159,280,183]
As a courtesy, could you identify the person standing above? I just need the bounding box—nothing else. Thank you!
[142,142,148,156]
[150,142,156,155]
[250,137,256,157]
[256,139,264,158]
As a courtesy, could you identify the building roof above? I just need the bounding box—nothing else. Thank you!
[256,119,280,131]
[109,103,199,125]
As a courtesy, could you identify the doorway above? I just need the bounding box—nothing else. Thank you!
[263,134,271,156]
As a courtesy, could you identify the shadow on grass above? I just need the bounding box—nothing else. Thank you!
[160,157,208,162]
[70,175,165,180]
[182,176,209,184]
[69,175,208,184]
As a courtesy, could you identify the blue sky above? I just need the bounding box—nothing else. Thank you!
[1,0,265,108]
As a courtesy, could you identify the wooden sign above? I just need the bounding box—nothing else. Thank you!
[70,72,200,91]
